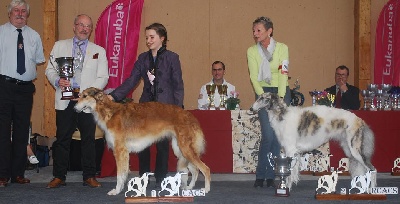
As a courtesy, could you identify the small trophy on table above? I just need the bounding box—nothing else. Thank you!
[361,90,372,110]
[217,84,228,110]
[367,84,378,111]
[381,84,392,111]
[327,93,335,107]
[206,84,216,110]
[391,93,400,111]
[309,90,320,106]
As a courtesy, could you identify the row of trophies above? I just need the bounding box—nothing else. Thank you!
[361,84,400,111]
[309,84,400,111]
[206,84,228,110]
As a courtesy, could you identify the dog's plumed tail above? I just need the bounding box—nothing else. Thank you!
[361,123,375,170]
[348,121,376,179]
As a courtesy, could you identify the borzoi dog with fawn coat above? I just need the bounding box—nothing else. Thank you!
[74,87,211,195]
[250,93,376,190]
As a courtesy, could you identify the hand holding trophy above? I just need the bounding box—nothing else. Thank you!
[50,56,78,100]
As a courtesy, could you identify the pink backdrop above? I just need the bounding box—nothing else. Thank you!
[374,0,400,86]
[94,0,144,95]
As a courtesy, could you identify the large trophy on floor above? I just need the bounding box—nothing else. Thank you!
[50,56,77,100]
[268,153,296,197]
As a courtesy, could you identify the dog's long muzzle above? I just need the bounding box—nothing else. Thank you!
[74,103,86,113]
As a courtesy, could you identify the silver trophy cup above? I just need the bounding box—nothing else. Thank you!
[367,84,378,111]
[360,90,371,110]
[50,56,76,100]
[268,153,296,197]
[381,84,392,110]
[392,93,400,110]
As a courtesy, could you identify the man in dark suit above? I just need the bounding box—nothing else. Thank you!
[325,65,360,110]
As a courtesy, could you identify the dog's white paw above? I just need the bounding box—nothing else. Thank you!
[107,189,118,195]
[202,187,210,193]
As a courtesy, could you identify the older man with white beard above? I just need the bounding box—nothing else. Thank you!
[0,0,45,187]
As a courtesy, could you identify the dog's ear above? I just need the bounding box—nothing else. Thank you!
[271,93,280,101]
[85,87,104,102]
[93,90,105,102]
[86,87,100,96]
[267,93,281,109]
[258,93,272,110]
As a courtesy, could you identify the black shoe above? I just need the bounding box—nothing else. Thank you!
[154,180,162,191]
[253,179,264,188]
[266,179,276,188]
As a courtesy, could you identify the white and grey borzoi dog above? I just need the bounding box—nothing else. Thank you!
[250,93,376,190]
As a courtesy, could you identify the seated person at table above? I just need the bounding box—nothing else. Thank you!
[198,61,235,110]
[325,65,360,110]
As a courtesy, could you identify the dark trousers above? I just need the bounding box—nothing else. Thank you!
[0,80,34,178]
[138,138,169,182]
[52,101,96,181]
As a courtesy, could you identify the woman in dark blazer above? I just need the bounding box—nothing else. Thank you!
[109,23,184,189]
